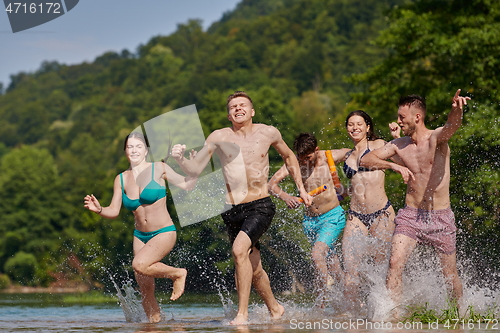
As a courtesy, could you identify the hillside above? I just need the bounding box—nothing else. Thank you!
[0,0,498,291]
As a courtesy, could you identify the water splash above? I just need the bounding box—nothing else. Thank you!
[110,276,148,323]
[265,213,500,323]
[211,269,237,320]
[319,243,499,321]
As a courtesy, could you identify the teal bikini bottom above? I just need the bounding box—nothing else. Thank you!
[134,225,176,243]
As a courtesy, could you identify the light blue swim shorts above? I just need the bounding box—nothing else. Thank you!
[302,205,346,250]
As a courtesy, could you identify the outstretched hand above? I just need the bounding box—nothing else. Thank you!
[84,194,102,213]
[452,89,471,111]
[391,164,415,184]
[171,144,186,160]
[389,122,401,139]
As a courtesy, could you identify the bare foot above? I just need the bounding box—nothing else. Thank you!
[170,268,187,301]
[148,312,162,323]
[229,313,249,325]
[270,303,285,320]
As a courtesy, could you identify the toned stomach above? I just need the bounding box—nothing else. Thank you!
[224,163,270,204]
[133,197,174,232]
[349,170,389,214]
[405,177,451,211]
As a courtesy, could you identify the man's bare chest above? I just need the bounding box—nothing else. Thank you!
[301,163,330,182]
[217,139,270,161]
[399,141,438,172]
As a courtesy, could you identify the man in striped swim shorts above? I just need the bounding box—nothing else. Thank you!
[361,89,471,319]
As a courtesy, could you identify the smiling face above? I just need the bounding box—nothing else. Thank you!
[125,137,148,165]
[227,96,255,124]
[346,115,369,142]
[397,105,418,136]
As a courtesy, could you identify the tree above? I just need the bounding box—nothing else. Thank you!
[0,146,67,284]
[4,252,38,286]
[348,0,500,268]
[1,0,460,291]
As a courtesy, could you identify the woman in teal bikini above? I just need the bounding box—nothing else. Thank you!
[84,132,196,323]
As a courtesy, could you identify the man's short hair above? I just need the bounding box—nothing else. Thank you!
[293,133,317,156]
[227,91,253,112]
[399,94,427,118]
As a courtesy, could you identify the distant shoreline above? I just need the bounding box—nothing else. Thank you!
[1,285,90,294]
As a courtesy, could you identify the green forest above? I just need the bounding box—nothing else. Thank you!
[0,0,498,294]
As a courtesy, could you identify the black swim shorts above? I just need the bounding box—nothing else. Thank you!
[221,196,276,250]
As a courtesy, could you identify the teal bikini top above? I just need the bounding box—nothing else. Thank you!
[120,163,167,211]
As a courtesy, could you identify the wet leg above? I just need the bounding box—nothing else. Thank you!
[370,206,395,265]
[327,253,344,285]
[132,231,187,321]
[311,241,330,290]
[437,251,464,316]
[386,233,417,319]
[249,246,284,320]
[311,241,331,307]
[230,231,254,325]
[135,273,161,323]
[341,219,368,313]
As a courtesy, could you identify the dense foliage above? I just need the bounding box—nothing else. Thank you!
[0,0,498,291]
[348,0,500,276]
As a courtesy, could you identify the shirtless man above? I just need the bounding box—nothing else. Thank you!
[171,91,313,325]
[268,133,349,305]
[360,89,470,317]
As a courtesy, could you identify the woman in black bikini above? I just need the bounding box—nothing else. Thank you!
[341,110,396,314]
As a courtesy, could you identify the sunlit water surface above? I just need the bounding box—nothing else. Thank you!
[2,235,499,332]
[1,288,498,333]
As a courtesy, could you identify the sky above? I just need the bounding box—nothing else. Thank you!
[0,0,241,88]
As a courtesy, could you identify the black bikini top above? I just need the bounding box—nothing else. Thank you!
[343,146,371,179]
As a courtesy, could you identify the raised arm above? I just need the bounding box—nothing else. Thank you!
[360,141,415,184]
[83,174,123,219]
[160,162,197,191]
[271,128,313,206]
[389,122,401,139]
[328,148,351,163]
[435,89,470,143]
[386,124,406,166]
[268,164,303,209]
[171,141,214,177]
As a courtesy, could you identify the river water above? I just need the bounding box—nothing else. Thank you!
[1,243,499,333]
[1,290,499,333]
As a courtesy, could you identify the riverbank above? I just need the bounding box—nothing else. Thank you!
[1,284,90,294]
